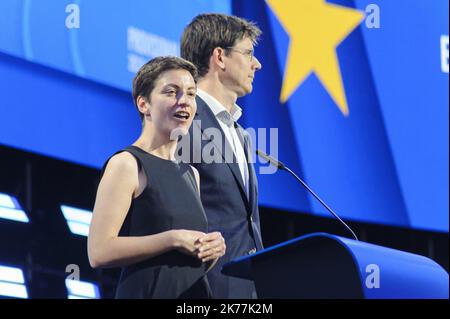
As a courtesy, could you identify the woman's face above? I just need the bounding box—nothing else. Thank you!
[148,69,197,137]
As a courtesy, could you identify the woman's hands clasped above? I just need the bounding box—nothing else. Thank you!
[196,231,226,262]
[173,230,226,262]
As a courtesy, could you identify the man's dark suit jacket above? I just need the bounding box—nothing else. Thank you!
[179,95,264,299]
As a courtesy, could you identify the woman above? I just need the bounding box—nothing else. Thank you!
[88,56,226,299]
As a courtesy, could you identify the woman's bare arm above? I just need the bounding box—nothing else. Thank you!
[88,153,205,268]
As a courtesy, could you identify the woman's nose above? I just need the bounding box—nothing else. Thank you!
[177,92,189,105]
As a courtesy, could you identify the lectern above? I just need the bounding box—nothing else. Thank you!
[222,233,449,299]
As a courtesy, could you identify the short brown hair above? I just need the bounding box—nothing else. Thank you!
[132,56,198,120]
[181,13,261,77]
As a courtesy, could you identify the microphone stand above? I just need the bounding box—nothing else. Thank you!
[257,149,359,241]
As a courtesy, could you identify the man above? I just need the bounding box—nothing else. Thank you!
[180,13,263,299]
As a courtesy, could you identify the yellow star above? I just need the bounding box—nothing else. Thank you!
[266,0,364,115]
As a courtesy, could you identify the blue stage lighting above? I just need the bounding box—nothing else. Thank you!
[65,279,100,299]
[60,205,92,237]
[0,265,28,299]
[0,193,29,223]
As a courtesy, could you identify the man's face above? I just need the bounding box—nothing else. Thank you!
[222,37,262,97]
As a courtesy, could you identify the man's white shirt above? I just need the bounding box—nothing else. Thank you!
[197,89,249,198]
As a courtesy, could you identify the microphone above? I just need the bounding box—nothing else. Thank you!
[256,149,359,241]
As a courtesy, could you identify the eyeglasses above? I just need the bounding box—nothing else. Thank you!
[225,47,255,62]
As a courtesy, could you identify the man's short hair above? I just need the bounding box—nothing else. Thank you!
[181,13,261,77]
[132,56,198,121]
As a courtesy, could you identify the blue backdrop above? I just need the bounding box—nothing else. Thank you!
[0,0,448,232]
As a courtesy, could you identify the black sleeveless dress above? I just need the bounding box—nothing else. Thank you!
[102,146,212,299]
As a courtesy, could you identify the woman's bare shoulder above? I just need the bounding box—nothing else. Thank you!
[104,151,139,178]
